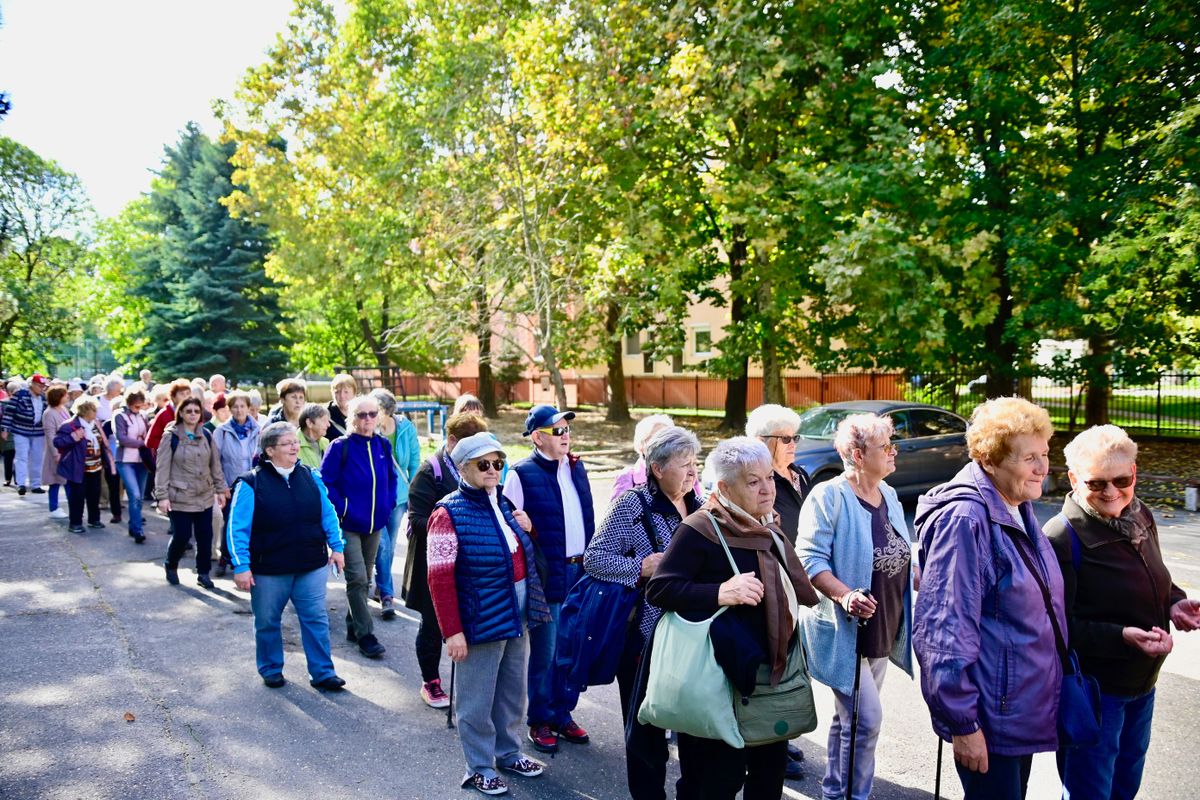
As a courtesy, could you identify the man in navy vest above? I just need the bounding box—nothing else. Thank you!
[503,404,594,754]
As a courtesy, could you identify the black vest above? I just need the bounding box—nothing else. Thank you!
[244,462,328,575]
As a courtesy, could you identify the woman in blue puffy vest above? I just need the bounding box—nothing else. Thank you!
[427,432,552,797]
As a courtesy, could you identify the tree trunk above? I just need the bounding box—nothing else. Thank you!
[721,232,750,432]
[474,285,498,418]
[541,343,570,411]
[604,299,631,422]
[1083,336,1111,426]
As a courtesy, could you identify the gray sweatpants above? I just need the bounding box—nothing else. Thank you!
[343,528,382,640]
[454,580,529,779]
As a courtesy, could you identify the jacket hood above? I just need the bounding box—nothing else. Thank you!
[915,461,1027,537]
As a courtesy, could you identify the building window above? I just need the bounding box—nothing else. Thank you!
[672,353,684,373]
[625,333,642,356]
[693,326,713,356]
[642,352,654,374]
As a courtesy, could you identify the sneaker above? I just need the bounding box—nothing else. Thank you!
[165,564,179,585]
[420,679,450,709]
[527,724,558,753]
[499,757,545,778]
[18,486,26,496]
[557,720,589,744]
[133,535,145,545]
[356,633,386,659]
[461,773,508,796]
[787,743,805,763]
[785,758,805,781]
[31,487,45,494]
[310,675,346,692]
[88,521,105,529]
[381,596,396,620]
[197,574,215,590]
[262,673,286,689]
[68,525,85,535]
[49,507,68,520]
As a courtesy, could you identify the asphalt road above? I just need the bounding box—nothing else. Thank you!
[1,475,1197,800]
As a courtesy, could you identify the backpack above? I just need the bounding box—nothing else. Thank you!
[170,426,212,455]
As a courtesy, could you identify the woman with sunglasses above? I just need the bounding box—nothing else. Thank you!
[746,404,813,546]
[1046,425,1199,800]
[157,396,226,589]
[796,413,914,800]
[427,432,551,796]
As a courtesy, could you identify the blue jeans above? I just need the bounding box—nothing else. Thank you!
[48,484,61,512]
[823,657,888,800]
[1061,688,1155,800]
[250,566,336,682]
[374,503,406,600]
[956,752,1032,799]
[527,560,582,727]
[117,463,148,535]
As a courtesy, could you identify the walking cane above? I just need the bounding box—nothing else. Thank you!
[845,591,871,800]
[446,660,456,729]
[934,737,944,800]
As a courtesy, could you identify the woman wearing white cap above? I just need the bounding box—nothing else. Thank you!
[426,432,553,796]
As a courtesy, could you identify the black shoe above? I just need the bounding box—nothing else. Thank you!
[788,743,805,763]
[133,535,146,545]
[88,521,105,529]
[356,633,386,659]
[111,515,122,524]
[785,758,805,781]
[197,574,215,590]
[310,675,346,692]
[18,486,26,496]
[262,673,286,689]
[68,525,85,535]
[31,487,45,494]
[165,564,179,585]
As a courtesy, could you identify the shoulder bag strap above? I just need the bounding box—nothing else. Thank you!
[1001,526,1068,663]
[636,489,661,553]
[703,511,741,578]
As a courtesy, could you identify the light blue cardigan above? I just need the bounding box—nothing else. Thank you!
[796,474,914,696]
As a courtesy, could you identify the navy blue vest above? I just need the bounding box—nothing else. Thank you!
[243,463,329,575]
[438,484,546,645]
[512,453,595,602]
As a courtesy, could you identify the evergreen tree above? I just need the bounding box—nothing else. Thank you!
[136,124,287,383]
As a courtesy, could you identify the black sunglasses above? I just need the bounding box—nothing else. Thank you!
[1083,475,1134,492]
[474,458,506,473]
[536,426,570,437]
[355,410,379,419]
[764,434,801,444]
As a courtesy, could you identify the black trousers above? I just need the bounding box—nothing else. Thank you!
[66,472,102,527]
[414,604,443,682]
[676,733,788,800]
[166,508,214,575]
[3,450,14,483]
[618,630,670,800]
[105,469,123,518]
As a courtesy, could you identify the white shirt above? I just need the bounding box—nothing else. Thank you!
[31,394,44,426]
[502,449,587,558]
[95,395,114,423]
[488,488,519,554]
[1004,501,1027,534]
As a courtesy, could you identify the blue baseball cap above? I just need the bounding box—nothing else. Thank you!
[522,404,576,437]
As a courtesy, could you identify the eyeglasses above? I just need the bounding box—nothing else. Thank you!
[355,410,379,419]
[181,408,201,415]
[474,458,506,472]
[536,426,570,437]
[866,443,899,455]
[764,434,801,444]
[1083,475,1134,492]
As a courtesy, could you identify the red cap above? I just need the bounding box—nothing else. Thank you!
[30,374,49,385]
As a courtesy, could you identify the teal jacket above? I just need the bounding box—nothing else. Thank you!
[384,416,421,507]
[796,475,914,695]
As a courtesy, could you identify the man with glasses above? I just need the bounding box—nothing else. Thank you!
[503,404,595,754]
[320,395,398,659]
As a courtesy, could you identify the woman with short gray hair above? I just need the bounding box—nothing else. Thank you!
[610,414,676,503]
[1045,424,1199,799]
[746,404,813,548]
[646,436,818,799]
[797,413,913,800]
[584,425,702,799]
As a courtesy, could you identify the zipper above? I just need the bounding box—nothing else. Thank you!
[367,438,378,532]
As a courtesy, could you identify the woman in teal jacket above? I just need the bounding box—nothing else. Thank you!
[370,388,421,619]
[797,413,914,800]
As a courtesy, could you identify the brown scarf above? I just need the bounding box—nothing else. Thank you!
[686,494,819,685]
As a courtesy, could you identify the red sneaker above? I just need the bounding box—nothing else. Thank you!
[557,720,589,744]
[527,724,559,753]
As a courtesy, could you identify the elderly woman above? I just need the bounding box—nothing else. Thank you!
[53,395,117,535]
[325,373,357,441]
[427,432,552,796]
[404,411,491,708]
[41,385,71,520]
[370,388,421,620]
[297,403,331,469]
[115,389,151,543]
[0,379,19,486]
[226,422,348,691]
[746,404,813,545]
[609,414,674,503]
[1045,425,1199,799]
[247,389,268,426]
[212,391,261,577]
[646,436,819,800]
[157,397,226,589]
[585,425,701,800]
[913,397,1060,798]
[453,393,485,416]
[797,413,913,800]
[268,378,307,427]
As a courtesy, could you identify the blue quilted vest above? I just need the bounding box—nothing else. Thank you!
[437,483,550,645]
[512,452,595,602]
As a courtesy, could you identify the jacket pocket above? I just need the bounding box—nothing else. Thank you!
[997,644,1013,715]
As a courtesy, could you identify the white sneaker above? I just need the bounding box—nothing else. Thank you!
[50,507,68,520]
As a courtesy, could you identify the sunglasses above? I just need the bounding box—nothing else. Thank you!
[870,443,899,455]
[536,426,570,437]
[764,434,801,444]
[474,458,506,472]
[355,410,379,419]
[1083,475,1134,492]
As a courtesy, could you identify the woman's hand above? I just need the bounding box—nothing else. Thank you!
[841,589,878,619]
[71,427,86,441]
[718,572,765,606]
[215,492,227,510]
[158,498,171,514]
[511,509,532,533]
[446,633,468,662]
[640,552,664,578]
[1123,626,1173,656]
[953,730,988,773]
[233,570,255,591]
[328,551,345,572]
[1170,598,1200,632]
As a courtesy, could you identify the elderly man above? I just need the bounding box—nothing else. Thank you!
[209,374,227,395]
[1,374,49,496]
[139,369,155,392]
[503,404,594,754]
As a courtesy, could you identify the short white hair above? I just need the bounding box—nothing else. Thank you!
[833,413,895,468]
[745,404,802,438]
[709,436,772,485]
[6,379,23,393]
[348,394,379,418]
[209,374,226,386]
[453,393,483,414]
[644,426,700,471]
[1064,425,1138,475]
[247,389,264,409]
[633,414,674,455]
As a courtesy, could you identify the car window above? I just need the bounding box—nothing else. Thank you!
[795,407,856,439]
[911,409,967,437]
[887,411,911,440]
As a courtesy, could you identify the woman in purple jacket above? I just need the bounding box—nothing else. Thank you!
[913,397,1062,800]
[53,396,117,535]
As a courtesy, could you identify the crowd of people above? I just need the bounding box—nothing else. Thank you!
[3,371,1198,799]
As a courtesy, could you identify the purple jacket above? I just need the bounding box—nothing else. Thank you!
[53,418,116,484]
[912,462,1065,756]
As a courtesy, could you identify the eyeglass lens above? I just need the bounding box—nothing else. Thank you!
[475,459,506,472]
[1084,475,1134,491]
[356,410,379,419]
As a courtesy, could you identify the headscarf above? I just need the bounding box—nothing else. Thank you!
[229,415,254,441]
